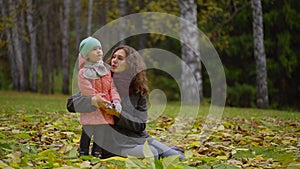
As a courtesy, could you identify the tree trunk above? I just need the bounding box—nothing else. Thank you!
[10,0,25,91]
[178,0,203,103]
[19,3,30,91]
[26,0,38,92]
[119,0,126,45]
[48,2,58,94]
[87,0,93,36]
[61,0,70,94]
[73,0,82,47]
[98,1,107,27]
[251,0,269,108]
[138,0,148,50]
[41,15,50,94]
[0,0,19,89]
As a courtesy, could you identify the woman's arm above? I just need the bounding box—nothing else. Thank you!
[66,92,97,113]
[67,92,110,113]
[67,92,148,133]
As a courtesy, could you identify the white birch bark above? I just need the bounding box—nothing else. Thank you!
[178,0,203,103]
[251,0,269,108]
[10,0,25,91]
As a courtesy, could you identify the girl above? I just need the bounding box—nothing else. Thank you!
[77,37,121,156]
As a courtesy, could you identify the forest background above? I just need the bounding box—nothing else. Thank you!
[0,0,299,110]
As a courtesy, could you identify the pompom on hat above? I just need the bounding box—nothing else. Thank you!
[79,37,102,57]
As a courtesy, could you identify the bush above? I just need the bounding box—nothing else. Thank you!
[147,69,180,101]
[0,71,8,90]
[227,83,256,107]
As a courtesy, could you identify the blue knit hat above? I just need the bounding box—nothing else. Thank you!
[79,37,102,57]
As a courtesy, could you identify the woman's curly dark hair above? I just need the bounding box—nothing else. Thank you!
[105,45,149,96]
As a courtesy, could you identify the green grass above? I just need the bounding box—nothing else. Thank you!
[154,101,300,120]
[0,91,299,168]
[223,106,300,120]
[0,91,68,113]
[1,91,299,120]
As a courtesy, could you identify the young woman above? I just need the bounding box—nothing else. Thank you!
[67,45,184,160]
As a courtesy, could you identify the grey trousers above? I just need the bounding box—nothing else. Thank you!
[121,139,184,160]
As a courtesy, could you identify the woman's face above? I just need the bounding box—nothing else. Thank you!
[110,49,128,73]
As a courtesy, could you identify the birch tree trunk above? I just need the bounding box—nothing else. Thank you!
[74,0,81,47]
[26,0,38,92]
[61,0,70,94]
[251,0,269,108]
[87,0,93,36]
[0,0,18,89]
[10,0,25,91]
[178,0,203,103]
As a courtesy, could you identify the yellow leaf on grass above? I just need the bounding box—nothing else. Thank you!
[216,156,228,160]
[282,139,291,145]
[73,137,80,143]
[100,156,128,162]
[255,155,265,161]
[238,140,247,145]
[251,142,260,147]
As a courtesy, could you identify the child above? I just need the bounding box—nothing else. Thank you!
[77,36,121,157]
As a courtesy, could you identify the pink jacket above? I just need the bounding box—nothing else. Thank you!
[78,54,121,125]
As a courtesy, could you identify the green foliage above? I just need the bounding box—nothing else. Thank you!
[227,83,256,107]
[216,0,300,109]
[148,69,180,101]
[0,71,4,90]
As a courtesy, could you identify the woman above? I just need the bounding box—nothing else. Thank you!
[67,45,184,160]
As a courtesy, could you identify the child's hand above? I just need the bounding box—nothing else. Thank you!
[105,104,120,118]
[112,100,122,113]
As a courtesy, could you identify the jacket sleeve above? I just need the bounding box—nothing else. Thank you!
[114,94,148,133]
[66,92,97,113]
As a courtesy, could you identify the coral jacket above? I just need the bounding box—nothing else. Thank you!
[78,54,121,125]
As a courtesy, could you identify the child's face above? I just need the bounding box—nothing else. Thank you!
[86,46,103,62]
[111,49,128,73]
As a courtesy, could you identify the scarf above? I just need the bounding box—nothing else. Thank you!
[112,72,135,96]
[83,60,110,79]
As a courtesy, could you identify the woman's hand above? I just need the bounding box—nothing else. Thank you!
[91,93,111,109]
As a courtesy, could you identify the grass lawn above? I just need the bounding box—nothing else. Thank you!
[0,91,299,168]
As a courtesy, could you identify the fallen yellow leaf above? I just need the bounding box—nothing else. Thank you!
[100,156,128,161]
